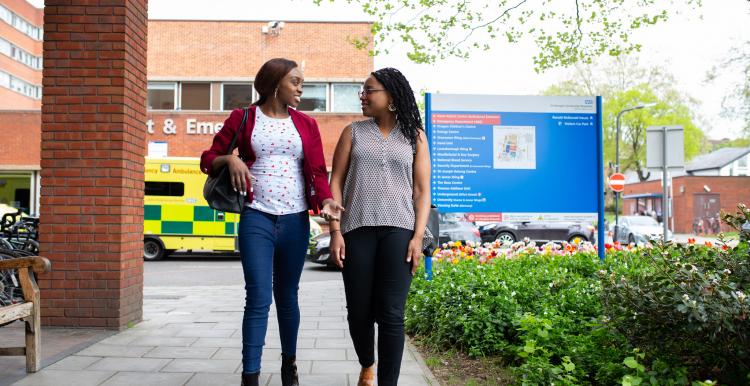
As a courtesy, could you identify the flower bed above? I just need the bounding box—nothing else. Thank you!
[406,206,749,385]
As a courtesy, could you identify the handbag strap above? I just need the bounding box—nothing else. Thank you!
[225,108,249,155]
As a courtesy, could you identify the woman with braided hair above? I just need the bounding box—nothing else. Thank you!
[325,68,431,386]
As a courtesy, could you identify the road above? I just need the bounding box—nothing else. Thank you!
[144,252,340,286]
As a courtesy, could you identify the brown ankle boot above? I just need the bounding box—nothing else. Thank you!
[241,372,259,386]
[357,363,376,386]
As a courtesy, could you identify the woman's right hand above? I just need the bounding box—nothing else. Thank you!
[226,155,254,195]
[330,231,345,269]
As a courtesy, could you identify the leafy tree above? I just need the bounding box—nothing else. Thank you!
[711,137,750,151]
[544,58,706,181]
[316,0,703,71]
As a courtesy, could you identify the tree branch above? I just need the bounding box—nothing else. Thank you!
[452,0,529,50]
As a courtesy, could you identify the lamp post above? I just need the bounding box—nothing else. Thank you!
[614,102,656,242]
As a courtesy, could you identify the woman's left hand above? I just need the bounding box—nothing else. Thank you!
[320,199,345,222]
[405,238,422,276]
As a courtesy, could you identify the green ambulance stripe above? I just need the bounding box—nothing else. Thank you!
[144,205,236,235]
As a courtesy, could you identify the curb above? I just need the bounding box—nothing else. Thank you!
[406,337,441,386]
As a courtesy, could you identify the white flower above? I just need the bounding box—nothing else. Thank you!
[690,265,698,273]
[510,291,516,297]
[682,294,690,302]
[735,291,747,303]
[723,269,732,275]
[598,270,607,276]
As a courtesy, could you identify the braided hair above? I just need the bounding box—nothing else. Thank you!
[371,68,423,147]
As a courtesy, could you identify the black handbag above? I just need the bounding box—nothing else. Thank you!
[203,108,249,214]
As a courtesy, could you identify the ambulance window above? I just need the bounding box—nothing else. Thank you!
[145,182,184,197]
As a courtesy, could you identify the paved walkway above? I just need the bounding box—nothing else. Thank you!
[10,280,439,386]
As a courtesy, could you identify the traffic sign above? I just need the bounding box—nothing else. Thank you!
[609,173,626,192]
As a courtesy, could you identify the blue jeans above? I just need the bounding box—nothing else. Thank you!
[238,207,310,374]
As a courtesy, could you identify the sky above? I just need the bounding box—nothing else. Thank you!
[27,0,750,140]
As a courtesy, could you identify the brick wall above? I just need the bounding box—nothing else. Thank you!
[39,0,148,329]
[623,176,750,233]
[1,110,360,169]
[0,110,40,167]
[148,20,373,79]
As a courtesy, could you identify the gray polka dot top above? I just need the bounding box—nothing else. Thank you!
[341,119,415,234]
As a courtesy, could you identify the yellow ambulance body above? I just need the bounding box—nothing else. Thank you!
[143,157,322,260]
[143,157,239,260]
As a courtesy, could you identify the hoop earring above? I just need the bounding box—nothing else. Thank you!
[274,87,278,100]
[388,103,397,112]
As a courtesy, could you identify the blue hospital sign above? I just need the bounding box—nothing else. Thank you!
[425,94,604,225]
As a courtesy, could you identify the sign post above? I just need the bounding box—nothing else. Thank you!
[647,125,684,242]
[609,172,625,241]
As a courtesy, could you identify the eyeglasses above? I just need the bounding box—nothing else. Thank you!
[358,88,386,98]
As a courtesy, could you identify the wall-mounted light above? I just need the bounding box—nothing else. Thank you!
[679,185,685,194]
[703,185,711,193]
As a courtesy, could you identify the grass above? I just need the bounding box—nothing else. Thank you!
[413,338,514,386]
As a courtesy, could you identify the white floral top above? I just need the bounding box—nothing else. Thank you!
[247,108,307,215]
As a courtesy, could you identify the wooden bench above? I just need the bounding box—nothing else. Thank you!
[0,255,51,372]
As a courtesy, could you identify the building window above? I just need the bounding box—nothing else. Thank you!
[332,83,362,113]
[0,71,10,89]
[298,83,327,112]
[148,82,176,110]
[0,5,12,26]
[145,182,185,197]
[739,156,748,168]
[222,83,254,110]
[1,38,42,70]
[0,70,41,99]
[0,38,10,57]
[0,5,42,41]
[180,82,211,110]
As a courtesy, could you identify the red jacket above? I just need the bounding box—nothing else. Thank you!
[200,106,333,213]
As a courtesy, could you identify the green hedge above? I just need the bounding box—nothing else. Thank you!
[406,206,749,385]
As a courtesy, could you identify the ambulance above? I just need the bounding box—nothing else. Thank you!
[143,157,324,260]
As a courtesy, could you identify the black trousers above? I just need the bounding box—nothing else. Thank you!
[342,226,414,386]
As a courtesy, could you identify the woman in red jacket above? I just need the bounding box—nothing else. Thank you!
[201,58,342,386]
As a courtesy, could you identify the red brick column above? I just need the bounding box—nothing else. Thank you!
[39,0,148,329]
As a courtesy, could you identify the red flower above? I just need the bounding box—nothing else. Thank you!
[687,238,696,245]
[704,241,713,248]
[604,243,613,250]
[722,245,729,251]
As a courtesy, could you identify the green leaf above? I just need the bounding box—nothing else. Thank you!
[624,357,640,369]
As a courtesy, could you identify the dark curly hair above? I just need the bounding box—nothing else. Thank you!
[371,67,423,147]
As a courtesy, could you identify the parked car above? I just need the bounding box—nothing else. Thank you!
[308,214,481,268]
[613,215,672,244]
[437,215,481,246]
[479,221,596,244]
